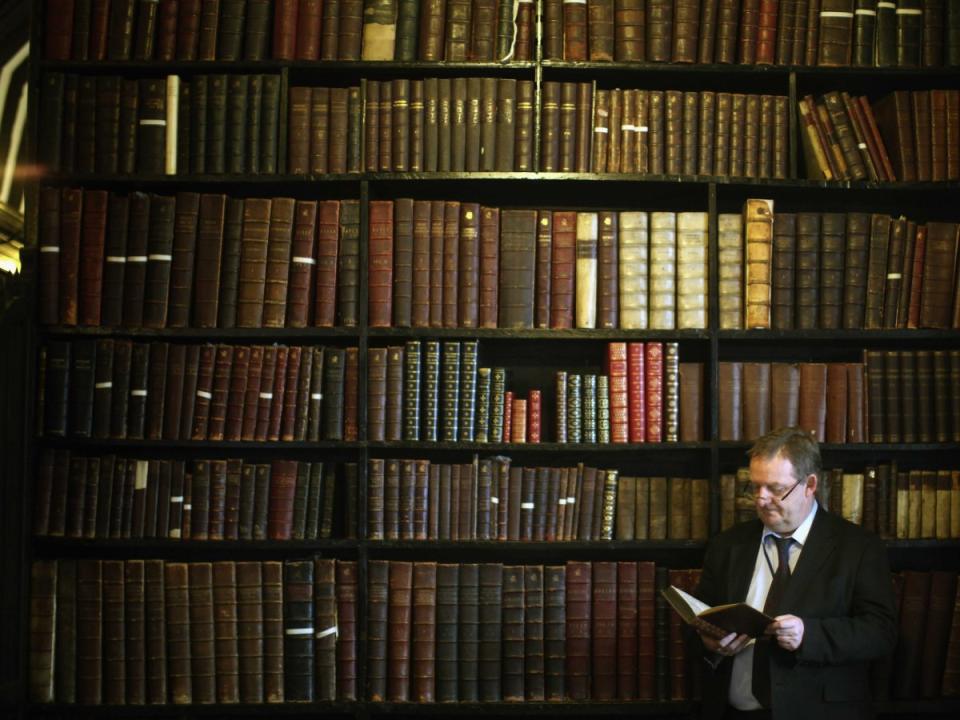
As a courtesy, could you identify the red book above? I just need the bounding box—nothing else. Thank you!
[241,346,263,441]
[550,211,576,329]
[295,0,323,59]
[628,342,646,443]
[273,0,298,59]
[368,200,395,328]
[644,342,663,443]
[280,345,301,441]
[503,391,514,444]
[607,342,629,443]
[528,390,541,443]
[511,398,527,443]
[79,190,108,326]
[254,346,277,441]
[267,459,296,539]
[478,206,500,328]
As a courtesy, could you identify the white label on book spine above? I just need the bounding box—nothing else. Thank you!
[887,273,902,279]
[139,119,167,126]
[40,246,59,253]
[521,502,535,510]
[311,393,322,400]
[260,392,273,399]
[286,628,314,636]
[896,8,922,14]
[128,256,148,262]
[149,254,172,261]
[169,529,181,538]
[855,9,877,15]
[559,498,567,505]
[316,626,338,639]
[567,496,576,504]
[490,496,499,504]
[95,382,113,389]
[594,126,609,133]
[106,256,126,263]
[170,496,184,502]
[131,389,148,397]
[820,11,854,18]
[197,390,212,399]
[293,256,316,265]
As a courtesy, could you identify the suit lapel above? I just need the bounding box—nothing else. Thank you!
[781,508,838,608]
[730,521,763,601]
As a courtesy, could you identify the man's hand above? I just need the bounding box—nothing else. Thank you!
[766,614,804,651]
[700,630,751,657]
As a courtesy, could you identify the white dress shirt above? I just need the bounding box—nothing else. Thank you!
[728,501,819,710]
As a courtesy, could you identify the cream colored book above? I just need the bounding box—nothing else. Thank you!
[618,211,649,329]
[677,211,708,329]
[841,473,864,526]
[649,211,676,329]
[165,74,179,175]
[743,199,773,329]
[718,212,743,329]
[575,212,598,328]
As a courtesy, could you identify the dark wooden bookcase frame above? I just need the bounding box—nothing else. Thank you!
[15,1,960,719]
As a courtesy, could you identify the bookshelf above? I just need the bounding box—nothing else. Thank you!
[18,1,960,718]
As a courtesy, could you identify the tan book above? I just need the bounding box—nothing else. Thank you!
[615,475,636,540]
[634,476,650,540]
[575,212,598,328]
[841,473,864,525]
[648,476,667,539]
[735,467,754,524]
[743,199,774,329]
[165,75,180,175]
[677,212,708,329]
[719,473,736,531]
[921,470,937,539]
[667,477,691,539]
[718,213,743,329]
[649,211,677,329]
[618,211,649,329]
[691,477,708,541]
[907,471,922,539]
[896,472,909,539]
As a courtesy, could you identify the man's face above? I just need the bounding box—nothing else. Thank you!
[749,453,816,535]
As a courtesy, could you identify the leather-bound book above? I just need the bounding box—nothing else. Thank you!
[872,91,916,181]
[417,0,445,61]
[191,194,226,328]
[423,341,441,441]
[367,559,389,700]
[677,211,707,329]
[260,197,295,328]
[318,0,340,59]
[321,347,346,440]
[106,339,134,440]
[139,558,168,703]
[260,75,282,174]
[67,340,96,440]
[588,0,616,61]
[918,221,959,328]
[798,362,828,441]
[386,561,413,701]
[594,212,619,328]
[411,562,438,702]
[344,347,360,441]
[714,0,740,62]
[395,0,420,60]
[444,0,472,60]
[261,561,284,702]
[865,350,886,442]
[142,194,176,329]
[737,0,760,63]
[282,560,314,702]
[94,77,121,175]
[771,363,801,430]
[522,565,545,700]
[930,89,949,181]
[909,90,934,181]
[850,0,877,65]
[893,569,931,698]
[403,341,422,441]
[619,211,649,329]
[679,362,704,442]
[367,200,395,328]
[818,213,847,330]
[124,342,151,440]
[770,212,796,329]
[208,562,240,703]
[57,188,83,328]
[266,346,290,441]
[207,345,232,441]
[288,87,311,175]
[337,0,364,59]
[163,562,192,704]
[337,199,361,326]
[563,0,589,60]
[742,362,771,441]
[839,211,869,329]
[743,199,774,329]
[754,0,778,63]
[646,0,672,61]
[614,0,645,60]
[235,561,263,702]
[718,361,743,441]
[38,187,62,326]
[894,0,923,66]
[564,561,591,699]
[498,209,537,328]
[817,0,854,65]
[906,223,927,329]
[385,345,404,441]
[236,197,271,327]
[672,0,700,62]
[860,212,891,329]
[213,198,242,327]
[476,563,503,700]
[166,192,201,329]
[188,344,215,440]
[794,211,820,329]
[90,339,115,440]
[306,199,339,327]
[29,560,57,703]
[137,79,167,174]
[825,362,849,442]
[574,212,599,328]
[187,563,216,703]
[367,348,388,442]
[575,83,594,172]
[336,560,359,700]
[500,565,526,701]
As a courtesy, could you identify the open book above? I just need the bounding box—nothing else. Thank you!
[661,586,774,639]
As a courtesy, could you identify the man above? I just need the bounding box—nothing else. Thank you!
[696,427,897,720]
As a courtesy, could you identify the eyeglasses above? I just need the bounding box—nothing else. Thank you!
[747,478,804,504]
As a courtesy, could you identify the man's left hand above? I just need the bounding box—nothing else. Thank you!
[766,615,804,651]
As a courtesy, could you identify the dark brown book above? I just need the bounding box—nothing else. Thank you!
[237,198,272,328]
[261,560,284,702]
[235,561,263,702]
[193,194,226,328]
[143,195,176,329]
[498,209,537,328]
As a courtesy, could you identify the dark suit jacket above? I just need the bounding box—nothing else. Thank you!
[695,508,897,720]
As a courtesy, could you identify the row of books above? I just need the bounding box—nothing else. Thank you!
[40,341,359,442]
[584,86,790,178]
[737,200,959,331]
[368,457,710,541]
[864,349,960,443]
[801,89,960,183]
[39,73,284,176]
[359,77,536,173]
[286,85,363,175]
[724,463,960,539]
[369,203,711,330]
[28,557,359,704]
[544,0,960,68]
[33,452,356,541]
[43,0,534,64]
[38,190,361,329]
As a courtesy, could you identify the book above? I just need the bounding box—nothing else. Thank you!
[661,585,773,639]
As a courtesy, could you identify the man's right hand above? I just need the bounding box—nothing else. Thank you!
[701,631,751,657]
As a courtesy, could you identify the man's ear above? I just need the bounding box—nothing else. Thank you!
[806,473,818,496]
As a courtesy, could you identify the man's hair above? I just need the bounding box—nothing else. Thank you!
[747,427,822,483]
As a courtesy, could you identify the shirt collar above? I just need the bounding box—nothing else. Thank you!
[761,499,818,548]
